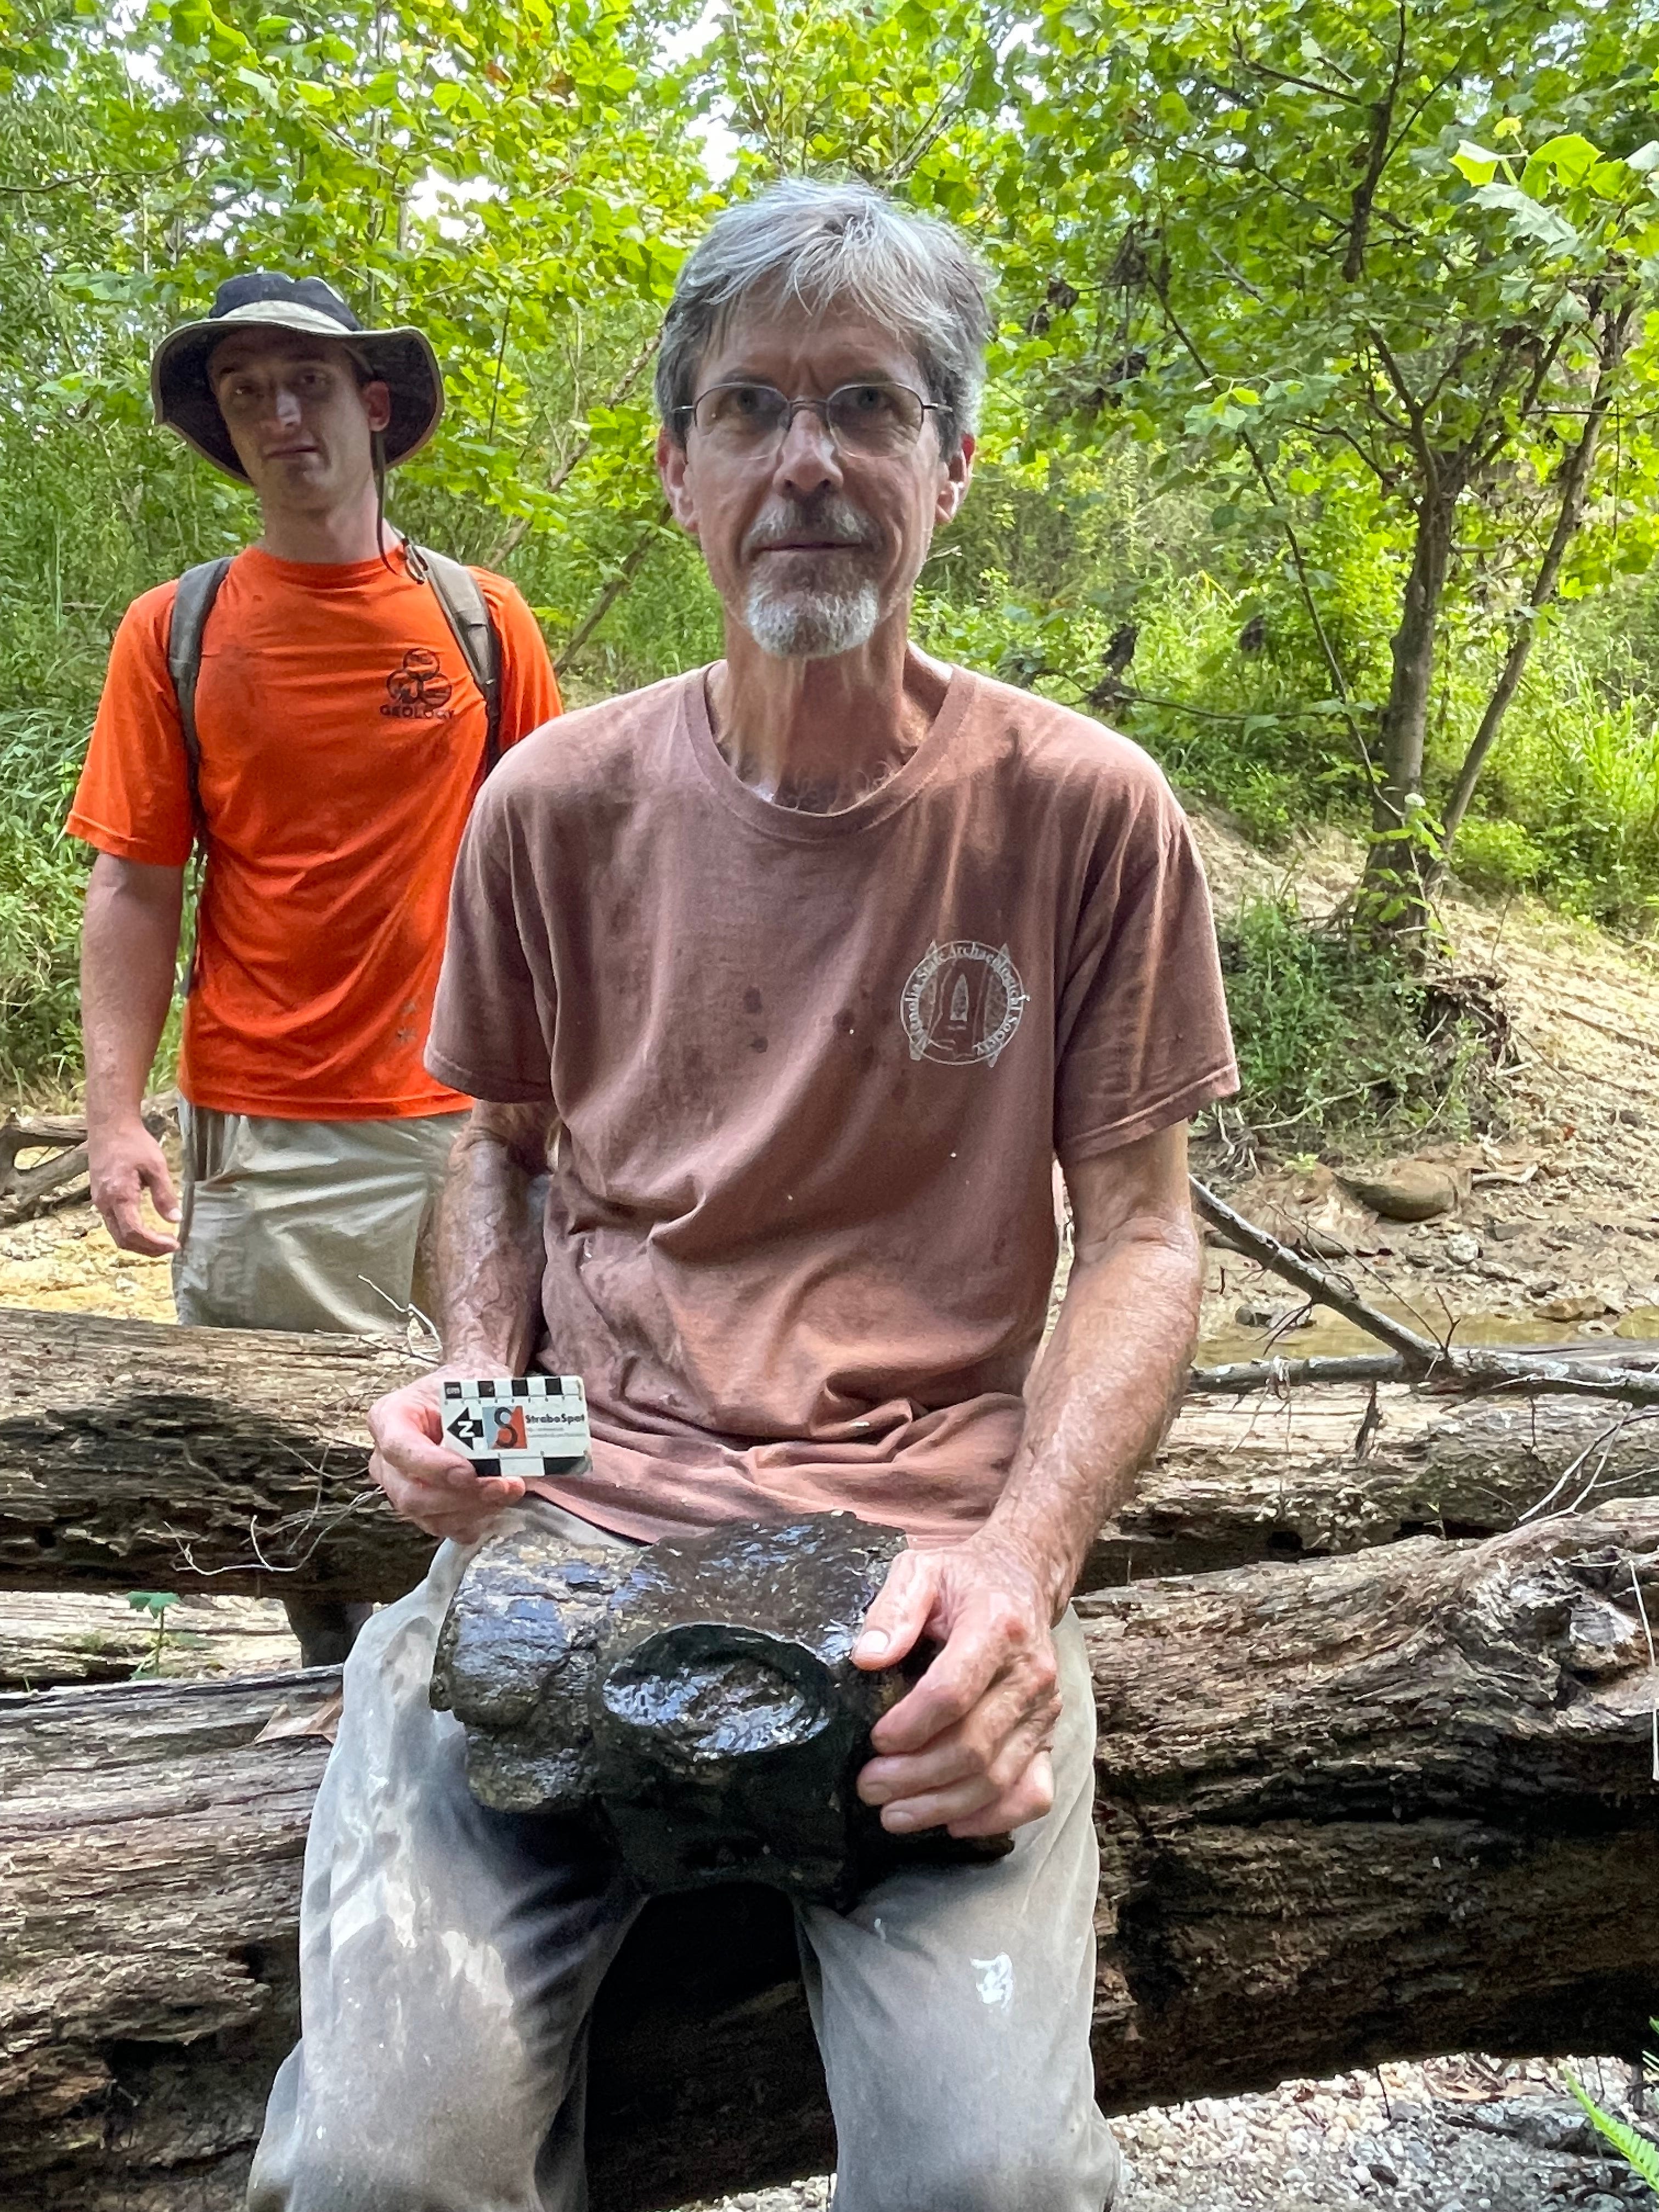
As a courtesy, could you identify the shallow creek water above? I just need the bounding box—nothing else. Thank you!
[1197,1301,1659,1369]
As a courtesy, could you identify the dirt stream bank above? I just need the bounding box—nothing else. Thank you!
[4,818,1657,2205]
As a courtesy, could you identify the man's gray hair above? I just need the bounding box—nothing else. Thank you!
[656,179,994,456]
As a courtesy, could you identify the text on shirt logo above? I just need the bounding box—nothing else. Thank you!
[381,646,455,720]
[900,941,1028,1068]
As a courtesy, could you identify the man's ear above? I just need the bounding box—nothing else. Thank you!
[934,430,974,530]
[362,378,393,435]
[657,425,701,538]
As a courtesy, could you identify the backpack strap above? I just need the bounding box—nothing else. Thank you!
[408,543,503,773]
[167,557,234,844]
[166,557,234,999]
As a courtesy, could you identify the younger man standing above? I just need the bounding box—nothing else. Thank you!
[69,273,560,1660]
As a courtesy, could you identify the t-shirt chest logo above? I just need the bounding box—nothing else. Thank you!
[900,941,1029,1068]
[381,646,455,721]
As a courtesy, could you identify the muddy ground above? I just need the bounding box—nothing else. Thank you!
[1188,814,1659,1364]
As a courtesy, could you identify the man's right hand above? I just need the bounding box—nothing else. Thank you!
[368,1370,527,1543]
[89,1118,181,1256]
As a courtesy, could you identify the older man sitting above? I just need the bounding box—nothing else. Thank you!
[247,178,1238,2212]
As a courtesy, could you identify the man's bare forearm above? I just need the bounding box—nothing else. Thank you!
[980,1127,1201,1617]
[435,1102,557,1372]
[81,855,183,1132]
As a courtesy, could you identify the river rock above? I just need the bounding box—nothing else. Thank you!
[1339,1161,1460,1222]
[1534,1288,1620,1322]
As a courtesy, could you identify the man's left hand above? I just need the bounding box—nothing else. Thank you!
[851,1532,1063,1841]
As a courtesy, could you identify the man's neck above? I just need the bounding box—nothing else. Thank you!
[708,614,951,814]
[254,483,386,566]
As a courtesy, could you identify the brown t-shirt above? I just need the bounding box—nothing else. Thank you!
[427,665,1237,1545]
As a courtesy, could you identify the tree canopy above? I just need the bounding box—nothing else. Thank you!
[3,0,1658,1082]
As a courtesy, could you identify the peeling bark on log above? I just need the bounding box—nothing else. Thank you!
[0,1307,434,1602]
[3,1505,1655,2212]
[1088,1384,1659,1581]
[6,1309,1659,1616]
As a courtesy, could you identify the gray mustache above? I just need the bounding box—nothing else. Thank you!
[744,499,878,554]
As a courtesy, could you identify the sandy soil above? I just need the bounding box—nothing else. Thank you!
[1179,811,1659,1361]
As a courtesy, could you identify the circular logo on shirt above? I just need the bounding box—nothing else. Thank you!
[382,646,455,719]
[900,941,1029,1068]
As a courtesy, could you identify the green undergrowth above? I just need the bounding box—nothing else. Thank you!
[1214,896,1508,1147]
[0,708,91,1096]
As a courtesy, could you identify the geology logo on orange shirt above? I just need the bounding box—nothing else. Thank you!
[381,646,455,720]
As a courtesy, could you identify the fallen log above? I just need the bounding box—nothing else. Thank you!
[0,1306,434,1602]
[1089,1382,1659,1580]
[3,1503,1655,2211]
[5,1308,1658,1612]
[0,1590,298,1690]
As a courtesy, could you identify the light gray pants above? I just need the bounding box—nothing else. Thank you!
[173,1103,466,1338]
[247,1503,1119,2212]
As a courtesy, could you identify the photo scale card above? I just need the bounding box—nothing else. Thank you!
[441,1374,591,1477]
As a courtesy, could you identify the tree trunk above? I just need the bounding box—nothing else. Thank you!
[5,1310,1657,1625]
[1090,1381,1659,1580]
[4,1502,1655,2212]
[1438,305,1635,865]
[1363,481,1459,930]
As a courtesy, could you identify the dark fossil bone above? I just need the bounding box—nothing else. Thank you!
[430,1509,1008,1905]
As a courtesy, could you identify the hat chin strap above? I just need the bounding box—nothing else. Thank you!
[371,426,396,572]
[369,427,431,580]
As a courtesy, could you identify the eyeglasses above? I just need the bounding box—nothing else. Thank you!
[675,380,940,453]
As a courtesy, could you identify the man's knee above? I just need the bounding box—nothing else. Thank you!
[250,2139,516,2212]
[846,2114,1121,2212]
[247,2059,536,2212]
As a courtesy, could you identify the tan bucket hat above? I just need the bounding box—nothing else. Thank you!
[151,272,444,481]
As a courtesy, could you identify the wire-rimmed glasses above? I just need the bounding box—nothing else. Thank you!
[675,380,940,454]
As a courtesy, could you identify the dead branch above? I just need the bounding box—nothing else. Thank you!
[0,1092,176,1226]
[1188,1177,1659,1407]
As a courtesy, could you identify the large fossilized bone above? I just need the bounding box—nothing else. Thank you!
[430,1509,1007,1904]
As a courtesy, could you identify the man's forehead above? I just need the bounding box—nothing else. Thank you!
[699,302,927,390]
[207,327,360,379]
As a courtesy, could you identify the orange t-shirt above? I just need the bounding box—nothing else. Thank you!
[68,544,561,1119]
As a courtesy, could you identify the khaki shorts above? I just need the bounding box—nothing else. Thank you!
[172,1103,466,1337]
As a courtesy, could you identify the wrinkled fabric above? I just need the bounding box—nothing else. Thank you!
[425,665,1237,1547]
[173,1102,464,1336]
[69,543,561,1119]
[247,1500,1120,2212]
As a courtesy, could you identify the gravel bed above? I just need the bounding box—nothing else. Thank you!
[688,2057,1657,2212]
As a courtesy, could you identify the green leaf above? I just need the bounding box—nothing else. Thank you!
[1525,132,1602,187]
[1451,141,1503,187]
[1564,2075,1659,2190]
[126,1590,180,1618]
[234,65,278,109]
[1470,180,1581,252]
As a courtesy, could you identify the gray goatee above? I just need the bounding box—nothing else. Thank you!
[741,496,882,661]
